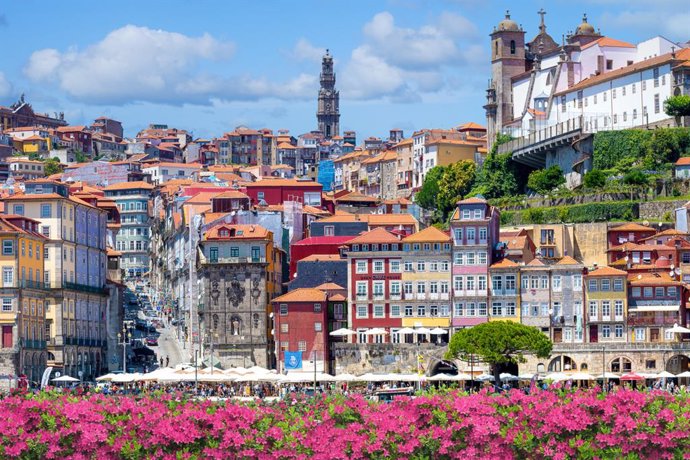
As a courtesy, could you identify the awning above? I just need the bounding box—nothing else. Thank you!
[631,305,679,312]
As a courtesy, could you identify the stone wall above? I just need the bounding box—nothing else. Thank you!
[333,343,454,375]
[638,200,686,222]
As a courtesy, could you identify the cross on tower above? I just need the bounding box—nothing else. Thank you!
[538,8,546,32]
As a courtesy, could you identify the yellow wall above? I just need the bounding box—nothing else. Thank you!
[402,317,449,327]
[434,144,478,167]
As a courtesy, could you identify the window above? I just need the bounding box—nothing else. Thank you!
[373,281,384,298]
[479,227,487,242]
[404,305,413,317]
[390,281,401,296]
[356,305,368,318]
[454,302,463,317]
[40,204,52,218]
[602,301,611,319]
[643,287,653,297]
[668,286,677,298]
[279,304,288,315]
[478,252,487,265]
[506,302,516,316]
[522,276,529,290]
[257,192,265,201]
[466,227,476,242]
[209,247,218,262]
[635,328,645,341]
[280,323,288,333]
[505,275,516,291]
[601,279,610,291]
[416,282,426,294]
[654,94,660,114]
[2,240,13,256]
[440,305,449,317]
[477,276,487,291]
[373,260,384,273]
[2,298,11,312]
[632,287,641,297]
[614,300,623,318]
[613,278,623,291]
[454,228,463,244]
[552,275,562,291]
[510,39,516,54]
[417,305,426,317]
[441,261,449,271]
[615,324,623,338]
[633,108,638,120]
[2,267,13,286]
[606,59,613,70]
[492,276,502,294]
[577,90,583,108]
[602,325,611,338]
[588,279,597,292]
[13,204,24,216]
[356,282,368,298]
[440,282,449,294]
[391,305,401,317]
[466,253,475,265]
[390,260,401,273]
[466,276,475,291]
[478,302,487,316]
[404,261,413,272]
[655,287,665,298]
[404,282,413,295]
[230,247,239,257]
[589,301,598,319]
[453,276,463,292]
[492,302,503,316]
[416,261,425,272]
[373,305,384,318]
[653,68,659,87]
[313,321,323,332]
[356,261,367,274]
[467,302,476,316]
[313,303,322,313]
[540,276,548,289]
[298,341,307,352]
[429,261,438,272]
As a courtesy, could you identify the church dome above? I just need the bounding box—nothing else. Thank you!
[575,14,595,35]
[497,11,519,32]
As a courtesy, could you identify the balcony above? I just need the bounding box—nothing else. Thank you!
[373,294,385,301]
[63,282,108,295]
[356,294,369,301]
[440,293,450,300]
[429,293,439,300]
[206,257,266,264]
[404,293,415,300]
[416,293,427,300]
[390,294,402,300]
[19,280,50,290]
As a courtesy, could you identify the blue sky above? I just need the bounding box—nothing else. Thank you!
[0,0,688,140]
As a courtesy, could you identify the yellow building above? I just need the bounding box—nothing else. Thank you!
[400,227,452,339]
[0,215,47,383]
[585,266,628,344]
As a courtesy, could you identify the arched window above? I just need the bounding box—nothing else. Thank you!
[510,40,516,55]
[495,41,499,57]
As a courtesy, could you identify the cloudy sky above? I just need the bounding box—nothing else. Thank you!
[1,0,688,139]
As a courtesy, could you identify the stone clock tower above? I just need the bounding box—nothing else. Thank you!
[317,49,340,139]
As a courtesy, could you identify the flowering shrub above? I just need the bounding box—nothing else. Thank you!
[0,389,688,459]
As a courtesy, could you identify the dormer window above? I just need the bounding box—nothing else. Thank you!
[219,229,229,238]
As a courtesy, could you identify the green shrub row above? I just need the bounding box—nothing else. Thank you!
[593,128,690,170]
[500,201,638,225]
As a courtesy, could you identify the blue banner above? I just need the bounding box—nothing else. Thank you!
[284,351,303,370]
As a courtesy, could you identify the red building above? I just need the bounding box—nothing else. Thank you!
[244,178,323,206]
[343,227,404,343]
[55,126,93,154]
[289,236,351,277]
[272,284,347,373]
[607,223,656,248]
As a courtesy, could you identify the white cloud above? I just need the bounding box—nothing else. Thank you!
[600,3,690,41]
[341,11,484,101]
[290,38,326,62]
[0,72,11,97]
[23,25,318,105]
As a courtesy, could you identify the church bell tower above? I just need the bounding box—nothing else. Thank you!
[317,49,340,139]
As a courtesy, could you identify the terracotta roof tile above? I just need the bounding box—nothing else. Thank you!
[555,256,581,265]
[299,254,343,262]
[314,282,345,291]
[103,181,154,191]
[402,226,450,243]
[586,266,627,277]
[609,223,655,232]
[272,288,327,303]
[346,227,401,245]
[490,258,518,268]
[203,223,270,241]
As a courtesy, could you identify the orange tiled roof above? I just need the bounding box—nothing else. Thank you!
[314,282,345,291]
[272,288,326,303]
[457,122,486,131]
[402,226,450,243]
[213,190,250,200]
[203,223,270,241]
[299,254,343,262]
[676,157,690,166]
[586,266,627,277]
[580,37,635,50]
[627,272,681,286]
[457,196,487,205]
[490,258,518,268]
[245,178,321,188]
[346,227,401,245]
[555,256,581,265]
[609,222,655,232]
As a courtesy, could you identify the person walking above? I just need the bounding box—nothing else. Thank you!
[159,357,164,368]
[165,356,169,367]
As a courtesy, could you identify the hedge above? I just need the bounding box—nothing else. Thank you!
[593,128,690,170]
[500,201,638,225]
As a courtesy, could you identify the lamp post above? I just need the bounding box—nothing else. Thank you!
[602,346,606,392]
[117,325,132,373]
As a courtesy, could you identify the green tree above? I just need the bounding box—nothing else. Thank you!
[623,169,648,186]
[470,135,519,199]
[415,165,446,211]
[74,150,89,163]
[44,157,63,176]
[664,95,690,119]
[583,169,607,189]
[445,321,553,384]
[437,160,476,216]
[526,165,566,194]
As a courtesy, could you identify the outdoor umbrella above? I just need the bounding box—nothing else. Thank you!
[676,371,690,378]
[500,373,519,381]
[544,372,569,382]
[365,328,388,336]
[518,373,537,380]
[414,327,432,335]
[396,327,416,335]
[51,375,79,383]
[95,373,117,382]
[595,372,620,380]
[666,323,690,334]
[656,371,676,379]
[330,328,356,337]
[334,373,357,382]
[475,374,495,382]
[429,328,447,335]
[568,372,594,381]
[620,372,645,381]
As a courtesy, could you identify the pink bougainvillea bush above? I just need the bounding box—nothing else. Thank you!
[0,389,689,459]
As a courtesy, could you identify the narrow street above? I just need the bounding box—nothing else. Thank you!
[154,320,187,368]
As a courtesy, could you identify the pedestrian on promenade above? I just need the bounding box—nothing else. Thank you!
[160,357,164,368]
[165,356,169,367]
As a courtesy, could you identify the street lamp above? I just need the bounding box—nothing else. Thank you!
[117,325,132,373]
[602,346,606,392]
